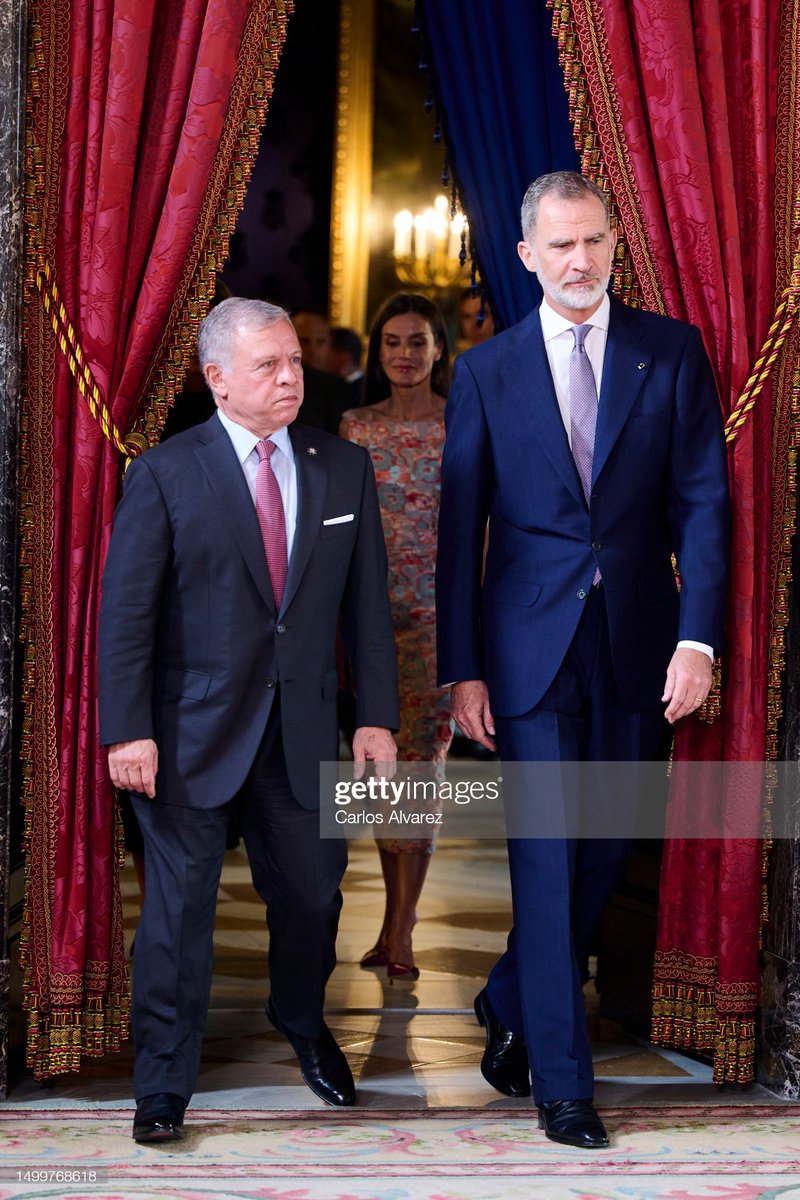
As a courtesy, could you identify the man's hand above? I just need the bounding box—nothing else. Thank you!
[108,738,159,798]
[450,680,496,752]
[353,726,397,780]
[662,648,713,724]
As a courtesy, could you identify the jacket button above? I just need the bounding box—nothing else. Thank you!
[276,623,286,633]
[577,589,587,600]
[266,678,276,688]
[592,541,602,551]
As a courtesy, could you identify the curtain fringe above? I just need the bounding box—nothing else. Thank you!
[23,993,131,1078]
[651,982,756,1086]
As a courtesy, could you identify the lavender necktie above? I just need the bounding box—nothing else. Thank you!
[255,439,288,607]
[569,324,601,583]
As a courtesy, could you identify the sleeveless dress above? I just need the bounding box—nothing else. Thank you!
[341,406,453,853]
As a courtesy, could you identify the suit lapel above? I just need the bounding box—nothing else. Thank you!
[281,422,328,615]
[503,310,586,508]
[194,414,277,613]
[593,299,652,484]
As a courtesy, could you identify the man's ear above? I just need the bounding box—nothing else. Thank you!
[204,362,225,396]
[517,240,537,275]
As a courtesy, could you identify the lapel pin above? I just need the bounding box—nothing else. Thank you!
[307,446,317,455]
[637,362,646,370]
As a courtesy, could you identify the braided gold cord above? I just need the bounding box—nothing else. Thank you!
[35,260,135,458]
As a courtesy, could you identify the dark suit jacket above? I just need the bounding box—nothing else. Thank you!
[99,414,399,809]
[435,297,730,716]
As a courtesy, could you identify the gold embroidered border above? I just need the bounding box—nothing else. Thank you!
[133,0,294,449]
[19,0,79,1074]
[765,0,800,931]
[547,0,665,313]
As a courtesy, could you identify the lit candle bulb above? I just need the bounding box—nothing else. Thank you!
[393,210,413,258]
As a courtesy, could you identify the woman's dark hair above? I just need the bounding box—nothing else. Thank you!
[363,293,451,407]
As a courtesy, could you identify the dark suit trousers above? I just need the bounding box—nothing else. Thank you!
[131,697,347,1102]
[488,584,664,1105]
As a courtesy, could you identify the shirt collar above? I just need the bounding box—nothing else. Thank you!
[216,409,295,465]
[539,291,611,343]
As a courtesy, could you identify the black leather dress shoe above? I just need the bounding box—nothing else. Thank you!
[265,997,356,1107]
[132,1092,186,1143]
[538,1099,609,1148]
[473,988,531,1097]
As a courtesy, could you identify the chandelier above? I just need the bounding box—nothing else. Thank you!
[392,195,469,293]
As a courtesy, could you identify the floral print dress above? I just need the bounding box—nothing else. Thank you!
[341,406,453,852]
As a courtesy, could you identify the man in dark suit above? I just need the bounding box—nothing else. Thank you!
[99,298,399,1141]
[436,172,729,1148]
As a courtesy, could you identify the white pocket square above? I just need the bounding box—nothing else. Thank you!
[323,513,354,526]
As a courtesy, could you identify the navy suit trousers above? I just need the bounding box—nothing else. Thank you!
[131,695,347,1102]
[488,584,665,1104]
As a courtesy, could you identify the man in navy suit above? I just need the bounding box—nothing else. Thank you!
[436,172,729,1148]
[99,298,399,1141]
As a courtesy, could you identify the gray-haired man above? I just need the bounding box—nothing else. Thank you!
[99,298,399,1139]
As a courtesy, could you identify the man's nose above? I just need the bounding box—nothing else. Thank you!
[278,360,299,383]
[570,243,593,273]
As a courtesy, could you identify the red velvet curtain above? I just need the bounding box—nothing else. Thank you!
[21,0,291,1077]
[549,0,798,1081]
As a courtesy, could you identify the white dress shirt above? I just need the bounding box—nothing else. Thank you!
[538,295,712,661]
[216,409,298,560]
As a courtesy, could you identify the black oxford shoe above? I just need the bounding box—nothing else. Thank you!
[473,988,531,1097]
[132,1092,186,1144]
[538,1099,610,1148]
[266,996,356,1107]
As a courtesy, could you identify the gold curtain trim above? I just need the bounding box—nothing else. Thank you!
[132,0,294,449]
[725,220,800,444]
[34,260,130,456]
[18,0,293,1080]
[652,981,756,1087]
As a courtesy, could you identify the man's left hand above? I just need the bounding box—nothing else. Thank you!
[352,726,397,780]
[662,648,713,724]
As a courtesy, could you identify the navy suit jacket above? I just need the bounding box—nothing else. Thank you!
[98,414,399,809]
[435,297,730,716]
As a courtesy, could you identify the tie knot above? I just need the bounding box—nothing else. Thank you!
[256,438,277,463]
[571,324,591,350]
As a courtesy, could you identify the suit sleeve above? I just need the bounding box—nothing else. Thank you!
[435,354,494,685]
[340,448,400,731]
[668,326,731,654]
[97,455,172,746]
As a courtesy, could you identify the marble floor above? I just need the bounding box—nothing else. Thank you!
[4,837,783,1112]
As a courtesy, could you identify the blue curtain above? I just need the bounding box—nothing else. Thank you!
[419,0,578,329]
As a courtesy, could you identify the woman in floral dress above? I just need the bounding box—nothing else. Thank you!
[340,293,453,981]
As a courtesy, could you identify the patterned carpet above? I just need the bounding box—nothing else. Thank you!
[1,1105,800,1199]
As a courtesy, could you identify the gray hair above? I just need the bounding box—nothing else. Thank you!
[520,171,610,241]
[198,297,291,372]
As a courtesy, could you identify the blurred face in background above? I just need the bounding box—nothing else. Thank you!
[379,313,442,391]
[458,294,495,346]
[293,312,332,371]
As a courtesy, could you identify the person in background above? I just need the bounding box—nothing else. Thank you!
[293,309,333,370]
[292,309,350,434]
[455,288,495,357]
[340,293,453,982]
[328,326,365,409]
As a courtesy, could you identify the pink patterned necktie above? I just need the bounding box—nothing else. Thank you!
[255,439,287,607]
[569,324,601,584]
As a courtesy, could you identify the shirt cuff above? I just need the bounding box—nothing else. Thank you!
[677,639,714,661]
